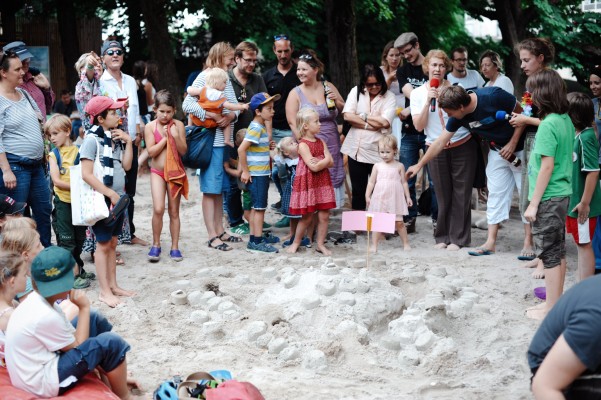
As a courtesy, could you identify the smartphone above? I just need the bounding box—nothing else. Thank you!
[29,67,41,76]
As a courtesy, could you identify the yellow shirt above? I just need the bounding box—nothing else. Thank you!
[48,145,79,203]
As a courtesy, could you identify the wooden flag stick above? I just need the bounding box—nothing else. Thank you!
[366,213,373,268]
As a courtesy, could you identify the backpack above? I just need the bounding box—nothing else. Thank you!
[52,147,80,175]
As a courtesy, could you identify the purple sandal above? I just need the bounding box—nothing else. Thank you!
[148,246,161,262]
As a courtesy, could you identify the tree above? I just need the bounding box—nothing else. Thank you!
[325,0,358,97]
[55,0,81,90]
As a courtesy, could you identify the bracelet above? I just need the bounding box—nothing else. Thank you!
[86,64,94,70]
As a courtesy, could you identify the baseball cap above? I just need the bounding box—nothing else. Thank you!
[101,40,124,55]
[249,92,281,112]
[0,195,27,217]
[394,32,418,49]
[85,96,127,124]
[31,247,76,298]
[2,41,33,61]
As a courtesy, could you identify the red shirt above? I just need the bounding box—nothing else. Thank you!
[19,72,55,121]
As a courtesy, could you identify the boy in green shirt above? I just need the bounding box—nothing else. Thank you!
[566,93,601,280]
[524,70,574,320]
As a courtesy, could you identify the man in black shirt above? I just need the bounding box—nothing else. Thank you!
[53,89,77,116]
[395,32,437,233]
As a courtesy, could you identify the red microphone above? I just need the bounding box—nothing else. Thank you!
[430,78,440,112]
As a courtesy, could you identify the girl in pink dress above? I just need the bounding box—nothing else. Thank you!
[288,108,336,255]
[365,135,412,251]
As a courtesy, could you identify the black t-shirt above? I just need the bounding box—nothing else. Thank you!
[263,64,301,130]
[396,62,427,135]
[53,100,77,116]
[528,274,601,374]
[445,87,524,151]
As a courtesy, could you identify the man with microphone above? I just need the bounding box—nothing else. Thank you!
[406,85,530,258]
[395,32,437,234]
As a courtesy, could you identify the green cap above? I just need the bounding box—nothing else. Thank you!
[31,247,76,298]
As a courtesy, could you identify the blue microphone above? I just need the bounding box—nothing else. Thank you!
[495,110,511,121]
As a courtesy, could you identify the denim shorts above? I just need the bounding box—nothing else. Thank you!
[199,146,229,194]
[57,311,130,394]
[248,175,270,210]
[532,196,569,268]
[91,211,124,243]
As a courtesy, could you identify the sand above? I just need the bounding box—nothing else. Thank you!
[87,171,578,399]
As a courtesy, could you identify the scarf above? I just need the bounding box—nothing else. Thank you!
[88,125,114,185]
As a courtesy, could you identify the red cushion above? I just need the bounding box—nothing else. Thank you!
[0,367,119,399]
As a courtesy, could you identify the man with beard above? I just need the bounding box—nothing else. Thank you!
[446,46,485,91]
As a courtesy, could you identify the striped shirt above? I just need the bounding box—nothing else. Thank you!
[182,70,239,147]
[244,121,270,176]
[0,88,45,159]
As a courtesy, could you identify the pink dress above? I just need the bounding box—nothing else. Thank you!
[289,138,336,215]
[368,162,408,221]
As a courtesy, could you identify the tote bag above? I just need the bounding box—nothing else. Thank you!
[71,139,109,226]
[181,126,215,170]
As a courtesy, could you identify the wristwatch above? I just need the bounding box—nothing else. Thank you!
[359,112,368,122]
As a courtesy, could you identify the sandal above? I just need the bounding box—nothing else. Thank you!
[218,232,243,243]
[208,236,233,251]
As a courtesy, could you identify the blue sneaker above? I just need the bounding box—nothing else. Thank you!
[262,232,280,244]
[169,249,183,262]
[247,241,279,253]
[148,246,161,262]
[282,236,311,248]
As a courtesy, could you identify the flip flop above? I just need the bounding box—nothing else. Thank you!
[517,251,536,261]
[104,194,130,226]
[468,248,495,256]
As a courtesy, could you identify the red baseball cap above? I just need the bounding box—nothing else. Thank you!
[85,96,127,124]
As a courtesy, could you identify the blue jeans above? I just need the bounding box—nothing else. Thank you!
[223,147,243,227]
[399,134,438,221]
[0,154,52,247]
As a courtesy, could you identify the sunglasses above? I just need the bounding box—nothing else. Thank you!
[299,54,313,60]
[105,49,124,56]
[238,87,247,102]
[274,34,289,41]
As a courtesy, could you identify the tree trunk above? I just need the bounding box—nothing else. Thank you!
[0,1,23,42]
[55,0,81,91]
[126,0,145,65]
[140,0,183,118]
[325,0,358,100]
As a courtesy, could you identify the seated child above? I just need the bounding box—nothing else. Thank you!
[187,67,249,147]
[5,246,140,399]
[0,252,28,368]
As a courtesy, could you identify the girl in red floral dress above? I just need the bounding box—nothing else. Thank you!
[288,108,336,255]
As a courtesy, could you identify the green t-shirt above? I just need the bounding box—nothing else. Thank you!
[528,113,574,201]
[568,127,601,218]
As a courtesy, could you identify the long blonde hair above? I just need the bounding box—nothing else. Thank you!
[1,218,39,253]
[296,108,319,138]
[205,42,234,69]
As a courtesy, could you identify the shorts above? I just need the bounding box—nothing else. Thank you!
[531,197,569,269]
[248,175,270,210]
[57,311,130,395]
[199,146,229,194]
[272,128,293,144]
[567,216,598,245]
[242,190,251,211]
[91,207,124,243]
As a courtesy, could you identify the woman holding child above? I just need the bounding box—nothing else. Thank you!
[182,42,243,251]
[285,49,346,207]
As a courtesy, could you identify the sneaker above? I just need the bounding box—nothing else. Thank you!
[169,249,183,262]
[247,241,279,253]
[274,216,290,228]
[406,218,417,234]
[282,236,311,248]
[262,232,280,244]
[230,223,250,235]
[73,275,91,289]
[270,201,282,211]
[263,221,272,229]
[79,269,96,280]
[148,246,161,262]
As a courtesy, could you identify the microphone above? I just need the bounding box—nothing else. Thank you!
[430,78,440,112]
[495,110,511,121]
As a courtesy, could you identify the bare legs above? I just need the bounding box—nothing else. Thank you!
[527,258,566,320]
[97,237,135,308]
[287,211,331,255]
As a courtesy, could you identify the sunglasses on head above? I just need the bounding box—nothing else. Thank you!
[274,34,289,41]
[105,49,124,56]
[299,54,313,60]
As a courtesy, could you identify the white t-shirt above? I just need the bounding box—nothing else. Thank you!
[410,84,470,144]
[5,291,75,397]
[447,69,485,91]
[100,70,141,139]
[484,74,514,95]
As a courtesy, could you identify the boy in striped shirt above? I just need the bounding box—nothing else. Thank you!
[239,93,281,253]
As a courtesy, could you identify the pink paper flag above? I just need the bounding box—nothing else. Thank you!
[341,211,396,234]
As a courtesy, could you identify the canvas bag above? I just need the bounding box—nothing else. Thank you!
[71,139,109,225]
[181,126,215,169]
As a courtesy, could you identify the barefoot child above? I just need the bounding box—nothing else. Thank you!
[239,93,281,253]
[144,90,187,262]
[523,70,574,320]
[45,114,94,288]
[566,92,601,281]
[365,135,412,251]
[0,252,28,367]
[187,68,249,147]
[82,96,135,307]
[5,246,140,399]
[287,108,336,255]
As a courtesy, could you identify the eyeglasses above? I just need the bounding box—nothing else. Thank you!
[105,49,124,56]
[238,87,247,102]
[274,34,289,41]
[242,58,257,64]
[400,45,414,56]
[365,82,382,88]
[299,54,313,60]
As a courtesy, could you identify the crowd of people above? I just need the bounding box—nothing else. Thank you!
[0,30,600,398]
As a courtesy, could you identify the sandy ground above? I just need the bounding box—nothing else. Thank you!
[83,171,579,399]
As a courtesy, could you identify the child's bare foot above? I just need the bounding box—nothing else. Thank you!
[113,287,136,297]
[446,243,460,251]
[316,244,332,256]
[225,140,234,148]
[522,258,539,268]
[527,302,547,311]
[286,243,300,254]
[434,243,447,249]
[99,292,122,308]
[369,246,378,254]
[526,307,547,320]
[531,260,545,279]
[403,244,412,251]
